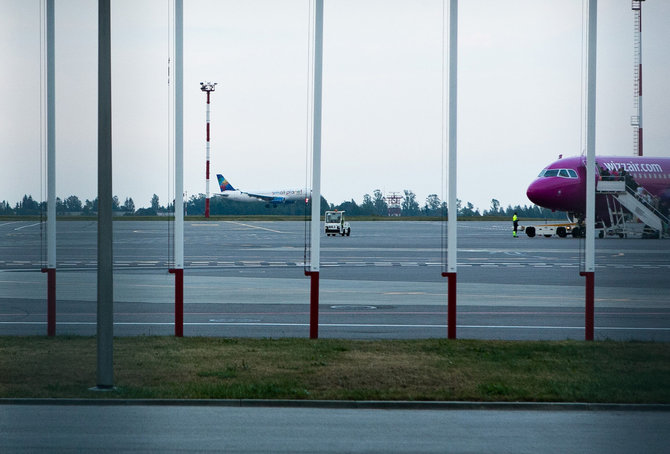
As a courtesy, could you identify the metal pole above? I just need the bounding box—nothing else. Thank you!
[443,0,458,340]
[42,0,57,337]
[582,0,597,341]
[307,0,324,340]
[205,91,211,218]
[96,0,114,388]
[175,0,184,336]
[637,2,643,157]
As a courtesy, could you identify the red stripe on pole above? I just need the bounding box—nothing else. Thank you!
[639,128,643,157]
[306,271,319,339]
[639,64,642,96]
[205,198,210,218]
[581,271,595,341]
[442,272,457,339]
[206,122,210,142]
[169,268,184,337]
[42,268,56,336]
[206,160,210,179]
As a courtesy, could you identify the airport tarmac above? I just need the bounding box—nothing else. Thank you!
[2,403,668,454]
[1,220,669,340]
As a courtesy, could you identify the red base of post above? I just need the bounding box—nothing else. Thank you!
[169,268,184,337]
[305,270,319,339]
[41,268,56,337]
[442,272,457,339]
[205,198,210,218]
[580,271,595,341]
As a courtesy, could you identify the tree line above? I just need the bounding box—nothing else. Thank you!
[1,191,565,220]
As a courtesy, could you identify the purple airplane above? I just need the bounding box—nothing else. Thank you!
[526,155,670,236]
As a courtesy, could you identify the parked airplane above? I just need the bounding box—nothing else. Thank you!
[526,155,670,237]
[215,174,308,206]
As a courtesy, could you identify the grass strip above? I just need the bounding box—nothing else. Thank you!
[1,337,668,403]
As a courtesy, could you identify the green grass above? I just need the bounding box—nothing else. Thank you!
[2,337,668,402]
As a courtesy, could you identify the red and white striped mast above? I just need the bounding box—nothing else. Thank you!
[200,81,217,217]
[632,0,645,156]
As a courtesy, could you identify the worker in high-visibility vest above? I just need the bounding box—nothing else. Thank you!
[512,212,519,237]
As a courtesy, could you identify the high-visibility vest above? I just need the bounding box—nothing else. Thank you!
[513,215,518,222]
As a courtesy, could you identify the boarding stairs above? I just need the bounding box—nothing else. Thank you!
[596,179,670,238]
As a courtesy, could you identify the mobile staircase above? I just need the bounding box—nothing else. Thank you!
[596,179,670,238]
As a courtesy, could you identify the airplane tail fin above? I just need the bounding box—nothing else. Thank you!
[216,174,235,192]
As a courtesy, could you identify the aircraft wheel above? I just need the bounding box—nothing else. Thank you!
[525,227,536,238]
[557,227,567,238]
[346,229,351,237]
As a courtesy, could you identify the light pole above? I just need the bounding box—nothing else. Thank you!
[200,82,216,218]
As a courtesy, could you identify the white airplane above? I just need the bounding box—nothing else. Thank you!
[215,174,309,206]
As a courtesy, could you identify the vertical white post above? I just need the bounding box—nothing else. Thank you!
[175,0,183,270]
[585,0,596,273]
[310,0,323,275]
[96,0,114,388]
[308,0,323,339]
[445,0,458,339]
[46,0,55,271]
[43,0,57,337]
[447,0,457,274]
[583,0,597,341]
[172,0,185,337]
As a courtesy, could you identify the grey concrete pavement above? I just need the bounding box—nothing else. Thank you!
[1,403,669,453]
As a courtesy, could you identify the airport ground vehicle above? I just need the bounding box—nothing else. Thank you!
[520,222,577,238]
[324,210,351,236]
[520,221,606,238]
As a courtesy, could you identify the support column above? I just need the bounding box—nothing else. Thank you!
[41,0,56,337]
[443,0,458,340]
[583,0,597,341]
[170,0,184,337]
[96,0,114,389]
[307,0,324,340]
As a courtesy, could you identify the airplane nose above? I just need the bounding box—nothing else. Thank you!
[526,180,544,206]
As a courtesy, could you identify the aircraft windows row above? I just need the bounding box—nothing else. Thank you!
[538,169,578,178]
[631,173,670,180]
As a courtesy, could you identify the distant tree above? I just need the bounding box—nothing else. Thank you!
[401,190,420,216]
[122,197,135,213]
[150,194,160,212]
[55,197,65,214]
[360,194,374,215]
[423,194,441,216]
[486,198,501,216]
[335,199,360,215]
[372,189,388,216]
[112,195,121,211]
[0,201,12,215]
[65,195,82,212]
[459,201,480,217]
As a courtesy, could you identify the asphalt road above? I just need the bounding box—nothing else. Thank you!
[1,220,669,340]
[1,403,668,454]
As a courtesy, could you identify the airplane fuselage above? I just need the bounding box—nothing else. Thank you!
[526,155,670,225]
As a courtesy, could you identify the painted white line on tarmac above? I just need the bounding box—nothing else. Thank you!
[2,321,668,331]
[225,221,286,234]
[14,222,42,230]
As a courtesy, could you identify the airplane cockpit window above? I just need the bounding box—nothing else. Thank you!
[538,169,578,179]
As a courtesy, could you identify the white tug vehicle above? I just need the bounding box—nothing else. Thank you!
[324,210,351,237]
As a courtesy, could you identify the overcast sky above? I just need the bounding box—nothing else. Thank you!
[1,0,669,212]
